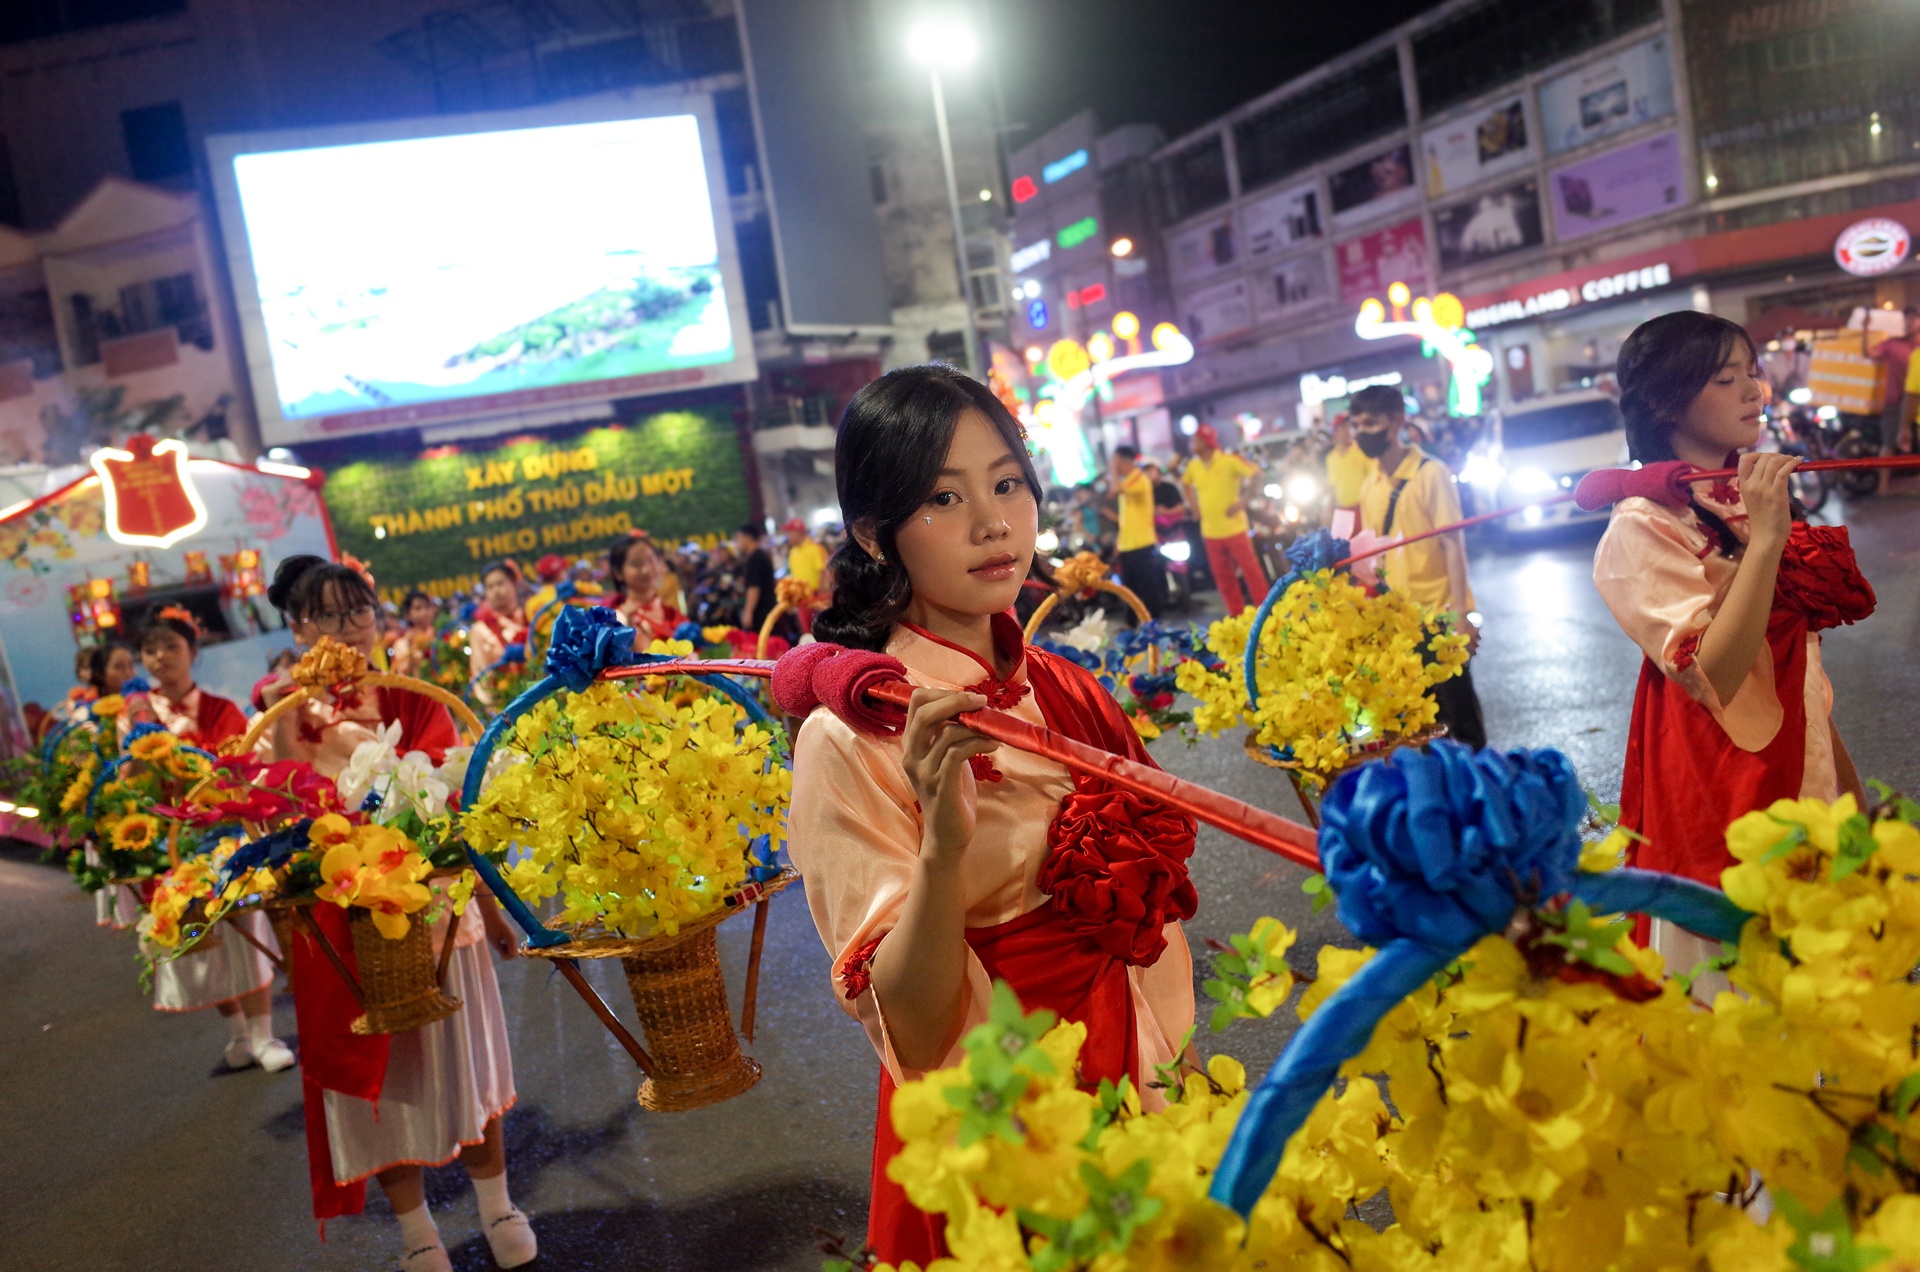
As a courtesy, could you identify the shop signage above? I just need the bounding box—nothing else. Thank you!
[1834,218,1911,277]
[1464,261,1674,328]
[324,407,750,602]
[1301,370,1402,409]
[1010,237,1052,273]
[1043,148,1089,184]
[90,435,208,549]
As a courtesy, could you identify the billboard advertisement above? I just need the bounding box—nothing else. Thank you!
[207,90,757,446]
[1168,214,1238,287]
[1538,35,1676,156]
[1422,95,1532,197]
[1549,130,1687,241]
[1433,179,1545,272]
[1242,181,1323,259]
[1252,252,1331,324]
[1338,218,1429,302]
[1179,277,1255,344]
[1330,144,1419,227]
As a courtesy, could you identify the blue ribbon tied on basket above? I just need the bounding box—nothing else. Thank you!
[1241,529,1350,713]
[1208,740,1754,1218]
[545,604,638,692]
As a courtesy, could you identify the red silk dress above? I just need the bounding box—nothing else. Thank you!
[602,592,687,643]
[1594,482,1874,959]
[786,613,1198,1266]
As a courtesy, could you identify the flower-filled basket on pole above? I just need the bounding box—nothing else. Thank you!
[460,608,793,1111]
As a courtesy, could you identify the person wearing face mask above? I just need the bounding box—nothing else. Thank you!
[1594,312,1872,995]
[788,365,1198,1267]
[1351,384,1486,749]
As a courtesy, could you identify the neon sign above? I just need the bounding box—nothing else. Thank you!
[1355,285,1494,416]
[1042,148,1089,184]
[1040,322,1196,414]
[1011,174,1039,204]
[1027,299,1050,330]
[1056,216,1099,250]
[89,435,209,549]
[1300,371,1404,408]
[1010,237,1052,273]
[1065,282,1107,309]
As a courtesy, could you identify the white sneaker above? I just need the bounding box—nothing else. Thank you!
[400,1240,453,1272]
[223,1037,257,1070]
[254,1037,297,1073]
[483,1208,538,1268]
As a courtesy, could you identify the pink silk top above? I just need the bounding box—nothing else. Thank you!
[1592,485,1836,799]
[786,620,1194,1095]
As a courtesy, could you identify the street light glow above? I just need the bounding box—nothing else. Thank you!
[1110,237,1134,257]
[906,18,978,68]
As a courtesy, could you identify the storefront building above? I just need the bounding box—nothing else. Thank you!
[1146,0,1920,443]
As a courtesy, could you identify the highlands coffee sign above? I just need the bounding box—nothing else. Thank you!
[1464,261,1676,329]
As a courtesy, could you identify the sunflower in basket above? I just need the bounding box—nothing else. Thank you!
[1177,568,1468,779]
[462,677,790,939]
[77,726,216,889]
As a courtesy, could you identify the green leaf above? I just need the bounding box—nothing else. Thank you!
[960,980,1057,1084]
[1892,1072,1920,1121]
[1302,872,1335,913]
[1152,1025,1198,1099]
[942,1067,1028,1147]
[1540,900,1635,975]
[1762,819,1810,864]
[1675,943,1740,995]
[1778,1192,1891,1272]
[1832,814,1880,881]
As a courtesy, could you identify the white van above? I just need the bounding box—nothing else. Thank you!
[1460,390,1628,532]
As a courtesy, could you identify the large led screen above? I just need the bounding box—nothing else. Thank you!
[208,94,756,445]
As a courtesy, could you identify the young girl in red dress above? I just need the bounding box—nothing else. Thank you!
[1593,311,1873,985]
[261,555,536,1272]
[602,532,686,642]
[467,559,529,690]
[786,366,1199,1265]
[127,607,294,1069]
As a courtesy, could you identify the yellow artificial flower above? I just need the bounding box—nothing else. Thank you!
[128,731,178,763]
[91,694,124,718]
[110,812,160,852]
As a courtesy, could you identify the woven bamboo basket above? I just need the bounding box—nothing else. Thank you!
[525,868,795,1110]
[347,906,463,1035]
[1023,554,1160,673]
[1244,727,1445,829]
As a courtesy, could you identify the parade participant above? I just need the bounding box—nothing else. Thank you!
[1109,444,1167,616]
[736,521,778,633]
[782,517,828,595]
[467,559,528,687]
[1181,423,1269,615]
[602,532,685,642]
[788,365,1197,1265]
[1594,311,1871,979]
[1352,384,1487,749]
[387,590,441,677]
[260,555,535,1271]
[1323,411,1372,530]
[132,606,294,1070]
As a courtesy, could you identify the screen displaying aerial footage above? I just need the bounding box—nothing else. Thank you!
[214,105,753,442]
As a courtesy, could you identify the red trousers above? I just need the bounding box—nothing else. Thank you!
[1204,532,1270,616]
[866,901,1138,1266]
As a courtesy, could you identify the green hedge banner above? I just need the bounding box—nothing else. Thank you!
[323,407,752,602]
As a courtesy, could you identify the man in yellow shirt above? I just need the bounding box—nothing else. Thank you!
[781,518,828,595]
[1323,413,1374,520]
[1181,423,1269,615]
[1350,384,1485,748]
[1109,445,1166,615]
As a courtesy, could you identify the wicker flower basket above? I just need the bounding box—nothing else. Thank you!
[347,907,463,1036]
[1245,727,1445,829]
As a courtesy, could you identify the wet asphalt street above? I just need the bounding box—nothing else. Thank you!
[2,496,1915,1272]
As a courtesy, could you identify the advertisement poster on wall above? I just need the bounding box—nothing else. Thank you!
[1538,35,1676,156]
[1337,218,1428,302]
[1252,252,1331,324]
[1330,144,1419,228]
[1549,130,1687,240]
[1242,181,1323,259]
[1422,95,1532,197]
[1433,179,1545,272]
[1179,276,1255,344]
[1167,215,1239,288]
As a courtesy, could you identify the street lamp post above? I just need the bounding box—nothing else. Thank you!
[908,20,984,381]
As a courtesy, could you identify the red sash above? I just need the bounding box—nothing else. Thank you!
[867,901,1138,1265]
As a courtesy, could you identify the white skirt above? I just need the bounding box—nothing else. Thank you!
[322,938,516,1182]
[153,910,279,1012]
[84,844,141,929]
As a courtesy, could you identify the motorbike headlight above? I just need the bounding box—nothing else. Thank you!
[1788,387,1812,405]
[1459,450,1506,487]
[1285,474,1319,505]
[1035,529,1060,552]
[1509,466,1557,495]
[1158,540,1191,563]
[1263,483,1283,499]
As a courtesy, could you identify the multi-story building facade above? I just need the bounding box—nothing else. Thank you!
[1148,0,1920,443]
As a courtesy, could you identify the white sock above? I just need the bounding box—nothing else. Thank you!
[395,1202,441,1254]
[472,1170,513,1223]
[246,1012,275,1052]
[225,1011,250,1042]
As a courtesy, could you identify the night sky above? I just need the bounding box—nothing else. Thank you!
[986,0,1448,143]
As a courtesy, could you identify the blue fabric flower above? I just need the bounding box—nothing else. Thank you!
[125,721,169,745]
[216,819,313,891]
[543,605,637,692]
[1319,741,1584,951]
[672,620,706,645]
[1032,639,1101,671]
[121,675,152,696]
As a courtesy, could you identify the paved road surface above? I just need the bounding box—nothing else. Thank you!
[2,497,1914,1271]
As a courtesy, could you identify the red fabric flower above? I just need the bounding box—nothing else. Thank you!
[968,753,1003,783]
[839,935,884,1000]
[1774,521,1876,632]
[1672,632,1702,673]
[1038,782,1197,966]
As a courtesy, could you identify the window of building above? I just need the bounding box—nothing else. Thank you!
[1234,53,1407,194]
[869,163,888,206]
[1413,0,1662,117]
[926,329,970,372]
[0,136,22,228]
[121,102,192,183]
[712,86,759,198]
[0,0,185,48]
[1159,134,1232,223]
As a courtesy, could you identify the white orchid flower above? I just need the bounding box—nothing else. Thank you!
[388,750,451,821]
[337,720,404,811]
[1061,612,1110,653]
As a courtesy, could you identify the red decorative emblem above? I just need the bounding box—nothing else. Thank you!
[89,434,207,548]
